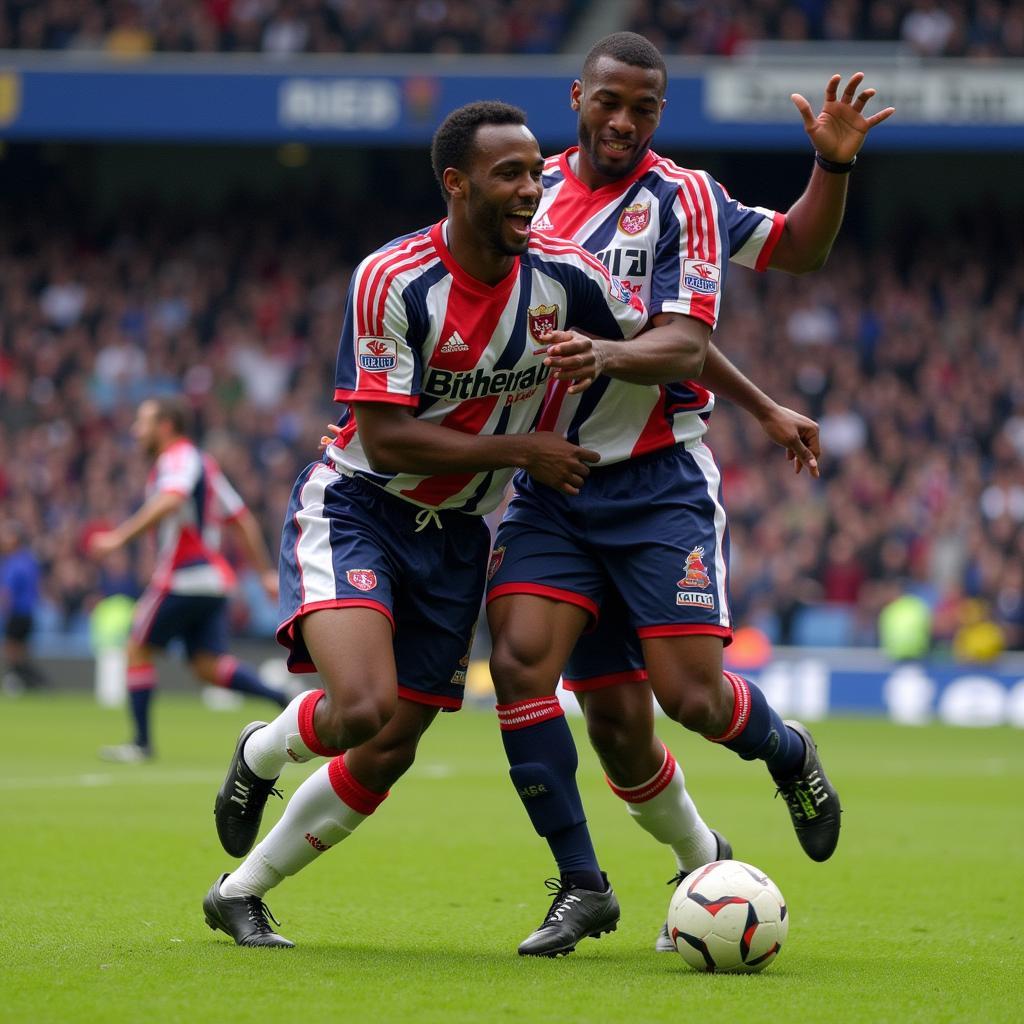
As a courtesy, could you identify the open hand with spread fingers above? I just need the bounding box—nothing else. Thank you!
[791,73,895,164]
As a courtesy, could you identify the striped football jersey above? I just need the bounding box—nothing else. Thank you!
[534,147,785,464]
[328,219,647,515]
[147,439,244,595]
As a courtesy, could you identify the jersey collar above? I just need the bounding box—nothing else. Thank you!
[431,220,520,298]
[556,146,658,199]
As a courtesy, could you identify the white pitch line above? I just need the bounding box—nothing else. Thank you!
[0,769,224,791]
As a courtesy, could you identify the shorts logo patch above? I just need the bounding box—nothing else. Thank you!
[357,336,398,372]
[346,569,378,592]
[682,259,720,294]
[677,546,711,590]
[618,201,651,236]
[528,304,559,342]
[487,545,506,581]
[677,591,715,608]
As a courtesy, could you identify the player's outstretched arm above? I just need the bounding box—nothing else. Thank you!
[770,72,894,274]
[698,343,820,477]
[354,404,600,496]
[541,313,709,390]
[86,491,185,558]
[226,509,279,601]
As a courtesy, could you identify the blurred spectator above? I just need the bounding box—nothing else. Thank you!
[0,520,48,694]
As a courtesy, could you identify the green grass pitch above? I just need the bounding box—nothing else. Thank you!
[2,694,1021,1023]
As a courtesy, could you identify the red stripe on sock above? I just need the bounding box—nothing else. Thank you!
[298,690,346,757]
[126,665,156,692]
[706,672,751,743]
[495,696,564,731]
[606,745,678,803]
[327,755,389,815]
[214,655,238,688]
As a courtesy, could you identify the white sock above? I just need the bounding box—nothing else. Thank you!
[220,762,368,899]
[611,749,718,872]
[243,690,322,781]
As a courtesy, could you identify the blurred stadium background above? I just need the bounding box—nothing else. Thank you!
[1,0,1023,729]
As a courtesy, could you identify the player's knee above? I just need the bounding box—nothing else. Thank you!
[489,638,554,703]
[584,704,635,760]
[319,692,396,750]
[659,682,725,735]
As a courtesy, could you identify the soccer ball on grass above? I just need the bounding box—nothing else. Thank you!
[667,859,788,973]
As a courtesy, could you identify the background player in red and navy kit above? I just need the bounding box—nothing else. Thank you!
[201,101,682,949]
[486,33,895,956]
[88,396,286,762]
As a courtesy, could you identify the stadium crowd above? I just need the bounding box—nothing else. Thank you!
[0,0,584,55]
[628,0,1024,57]
[1,188,1022,653]
[2,0,1023,57]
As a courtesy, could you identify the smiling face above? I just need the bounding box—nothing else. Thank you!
[572,56,666,187]
[453,122,545,258]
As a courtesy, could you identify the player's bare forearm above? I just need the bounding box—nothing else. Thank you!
[581,313,708,386]
[356,404,535,475]
[772,72,894,274]
[697,344,774,418]
[111,492,185,547]
[354,404,599,495]
[227,510,275,575]
[698,346,820,476]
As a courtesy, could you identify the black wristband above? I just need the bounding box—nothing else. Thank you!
[815,152,856,174]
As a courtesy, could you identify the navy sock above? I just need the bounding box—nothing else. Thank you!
[129,688,153,750]
[221,658,288,708]
[712,673,805,781]
[497,697,604,891]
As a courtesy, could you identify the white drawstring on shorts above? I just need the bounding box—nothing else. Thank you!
[414,508,443,532]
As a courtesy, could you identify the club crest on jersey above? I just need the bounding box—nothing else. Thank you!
[357,336,398,372]
[346,569,378,592]
[682,259,720,294]
[677,546,711,589]
[618,201,651,236]
[528,304,559,341]
[487,545,506,581]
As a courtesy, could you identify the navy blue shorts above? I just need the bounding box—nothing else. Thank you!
[131,591,230,658]
[487,441,732,689]
[277,462,490,710]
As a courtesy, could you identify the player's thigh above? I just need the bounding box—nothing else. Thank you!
[486,482,605,700]
[183,596,231,680]
[641,633,729,728]
[276,464,402,684]
[301,606,398,709]
[487,594,591,702]
[592,442,733,643]
[390,514,490,712]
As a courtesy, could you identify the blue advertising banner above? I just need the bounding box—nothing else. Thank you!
[2,54,1024,147]
[550,650,1024,728]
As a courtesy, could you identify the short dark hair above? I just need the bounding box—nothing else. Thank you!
[149,394,192,437]
[431,101,529,202]
[582,32,667,90]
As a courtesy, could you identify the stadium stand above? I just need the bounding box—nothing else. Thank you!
[2,1,1023,57]
[0,0,588,55]
[1,182,1021,652]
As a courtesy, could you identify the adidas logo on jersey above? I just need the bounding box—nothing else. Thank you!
[439,331,470,354]
[532,213,553,231]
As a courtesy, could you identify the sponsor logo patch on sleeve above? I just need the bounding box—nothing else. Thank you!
[357,337,398,372]
[682,259,720,294]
